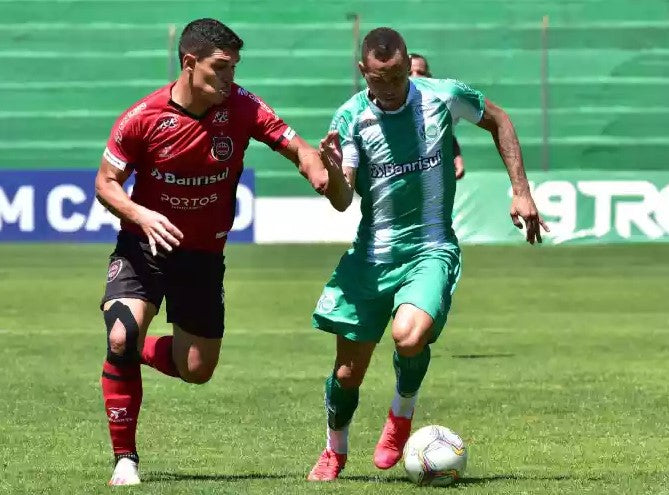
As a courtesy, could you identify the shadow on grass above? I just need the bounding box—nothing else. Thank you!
[451,353,516,359]
[142,472,411,484]
[145,472,298,482]
[347,473,604,485]
[459,474,604,484]
[146,471,412,484]
[146,471,602,485]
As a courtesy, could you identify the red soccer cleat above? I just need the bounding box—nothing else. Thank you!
[307,448,347,481]
[373,409,412,469]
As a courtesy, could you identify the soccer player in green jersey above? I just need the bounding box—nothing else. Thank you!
[307,27,549,481]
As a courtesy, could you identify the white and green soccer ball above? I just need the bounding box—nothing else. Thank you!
[403,425,467,486]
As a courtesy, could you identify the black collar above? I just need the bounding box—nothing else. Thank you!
[167,99,208,120]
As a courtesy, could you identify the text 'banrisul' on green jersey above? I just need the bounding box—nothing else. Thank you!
[331,77,485,264]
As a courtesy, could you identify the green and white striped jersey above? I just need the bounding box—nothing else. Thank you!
[331,77,485,264]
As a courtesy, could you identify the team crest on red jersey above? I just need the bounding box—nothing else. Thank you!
[211,136,233,161]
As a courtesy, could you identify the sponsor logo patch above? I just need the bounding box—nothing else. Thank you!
[107,407,133,423]
[151,168,229,186]
[370,151,442,179]
[212,110,228,124]
[160,193,218,210]
[117,102,147,133]
[156,115,179,131]
[158,146,173,159]
[238,87,274,113]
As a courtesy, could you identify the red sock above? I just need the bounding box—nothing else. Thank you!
[141,335,180,377]
[101,360,142,456]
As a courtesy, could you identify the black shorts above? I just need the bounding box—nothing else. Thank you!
[101,230,225,338]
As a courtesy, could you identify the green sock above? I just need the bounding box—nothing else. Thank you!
[325,374,359,430]
[393,345,431,397]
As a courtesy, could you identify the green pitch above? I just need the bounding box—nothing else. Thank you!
[0,243,668,494]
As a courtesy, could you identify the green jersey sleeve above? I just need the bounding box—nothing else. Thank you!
[329,107,360,169]
[431,78,486,125]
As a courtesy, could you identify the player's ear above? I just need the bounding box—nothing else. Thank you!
[182,53,197,73]
[357,60,366,76]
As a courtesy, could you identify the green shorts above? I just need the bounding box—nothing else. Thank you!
[312,248,462,343]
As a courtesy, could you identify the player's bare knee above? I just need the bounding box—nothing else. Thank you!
[393,317,431,357]
[176,354,219,384]
[335,365,363,388]
[393,321,418,356]
[182,372,213,385]
[392,319,416,345]
[180,365,216,384]
[394,331,428,357]
[103,301,140,365]
[395,339,425,357]
[108,321,127,355]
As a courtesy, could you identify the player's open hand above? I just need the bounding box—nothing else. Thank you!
[510,194,550,245]
[135,206,184,255]
[319,131,343,171]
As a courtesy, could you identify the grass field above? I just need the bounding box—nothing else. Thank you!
[0,243,668,494]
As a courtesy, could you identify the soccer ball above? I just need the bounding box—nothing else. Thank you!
[403,425,467,486]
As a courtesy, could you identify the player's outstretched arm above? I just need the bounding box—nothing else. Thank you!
[476,99,549,244]
[278,134,328,193]
[95,159,183,255]
[278,134,352,211]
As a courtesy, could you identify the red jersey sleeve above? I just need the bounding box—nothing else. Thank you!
[103,101,148,171]
[249,95,296,151]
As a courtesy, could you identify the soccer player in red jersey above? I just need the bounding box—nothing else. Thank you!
[95,18,348,485]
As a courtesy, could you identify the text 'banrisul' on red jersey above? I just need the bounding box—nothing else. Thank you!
[103,83,295,252]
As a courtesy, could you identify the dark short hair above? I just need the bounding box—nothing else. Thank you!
[361,27,408,64]
[179,18,243,68]
[409,53,428,64]
[409,52,432,76]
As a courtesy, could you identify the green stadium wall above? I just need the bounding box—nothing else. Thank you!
[1,0,668,193]
[1,1,668,244]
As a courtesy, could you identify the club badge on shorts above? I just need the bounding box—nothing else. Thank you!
[211,135,233,161]
[316,292,336,314]
[107,259,123,283]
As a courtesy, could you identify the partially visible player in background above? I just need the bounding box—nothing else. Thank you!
[95,18,348,486]
[410,53,465,180]
[307,27,548,481]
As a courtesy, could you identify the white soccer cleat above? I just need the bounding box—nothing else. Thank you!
[108,457,140,486]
